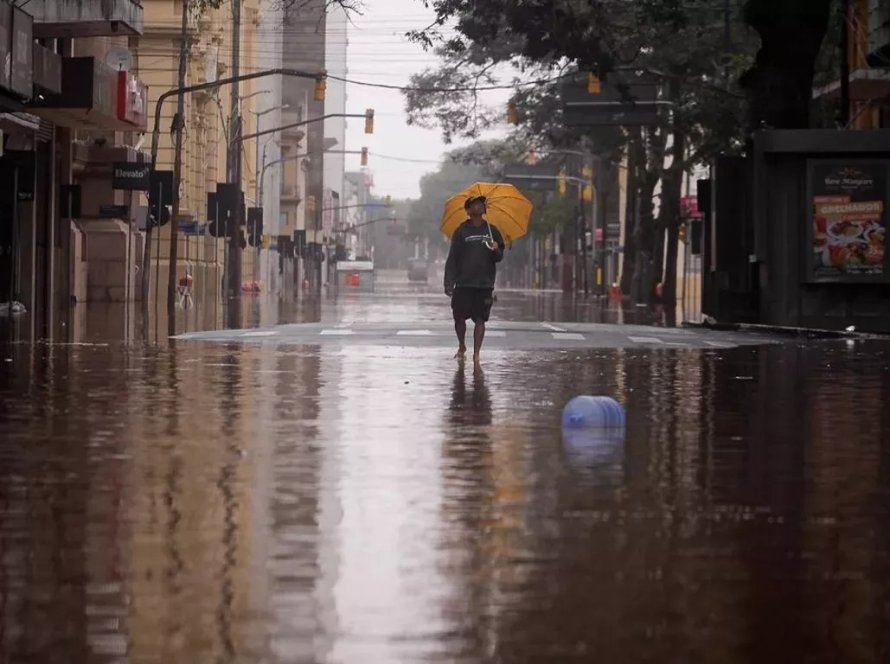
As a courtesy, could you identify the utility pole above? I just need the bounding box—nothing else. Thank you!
[226,0,243,306]
[166,0,190,337]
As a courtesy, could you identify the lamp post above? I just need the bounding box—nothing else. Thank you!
[144,67,327,337]
[250,103,289,206]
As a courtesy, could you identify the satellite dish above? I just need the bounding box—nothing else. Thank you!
[106,47,133,72]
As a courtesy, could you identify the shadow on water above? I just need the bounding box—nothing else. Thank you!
[2,309,890,660]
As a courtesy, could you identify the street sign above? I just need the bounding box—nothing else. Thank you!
[681,196,703,219]
[503,161,563,192]
[179,221,203,235]
[99,204,129,218]
[561,71,663,127]
[112,162,150,190]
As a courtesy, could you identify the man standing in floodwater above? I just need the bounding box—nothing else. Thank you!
[444,196,505,365]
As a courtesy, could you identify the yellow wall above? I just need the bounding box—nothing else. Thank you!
[135,0,266,289]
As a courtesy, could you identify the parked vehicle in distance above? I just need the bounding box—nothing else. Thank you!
[407,259,429,282]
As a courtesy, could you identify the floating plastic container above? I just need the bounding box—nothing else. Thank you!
[561,396,626,429]
[562,426,626,469]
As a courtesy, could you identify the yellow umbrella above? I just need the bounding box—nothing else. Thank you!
[441,182,534,245]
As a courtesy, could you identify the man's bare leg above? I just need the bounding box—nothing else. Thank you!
[473,321,485,365]
[454,317,467,359]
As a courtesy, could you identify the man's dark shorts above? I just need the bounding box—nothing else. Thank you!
[451,287,494,323]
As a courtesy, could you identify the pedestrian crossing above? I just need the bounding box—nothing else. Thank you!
[231,325,741,349]
[176,321,774,350]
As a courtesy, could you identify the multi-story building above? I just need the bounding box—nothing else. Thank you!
[279,0,347,293]
[324,4,348,259]
[133,0,281,326]
[814,0,890,128]
[0,0,150,340]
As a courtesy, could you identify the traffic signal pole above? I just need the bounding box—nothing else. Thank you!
[142,67,327,328]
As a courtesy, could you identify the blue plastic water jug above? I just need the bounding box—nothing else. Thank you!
[561,396,626,429]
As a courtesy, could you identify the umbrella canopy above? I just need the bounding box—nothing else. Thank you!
[441,182,534,244]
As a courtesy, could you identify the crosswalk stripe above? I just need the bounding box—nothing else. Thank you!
[629,336,665,344]
[241,330,278,337]
[485,330,506,338]
[552,332,585,341]
[320,329,355,336]
[542,322,568,333]
[396,330,435,336]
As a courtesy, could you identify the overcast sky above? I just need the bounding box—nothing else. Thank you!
[341,0,507,200]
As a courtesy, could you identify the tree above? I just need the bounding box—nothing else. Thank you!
[407,158,486,256]
[407,0,759,304]
[740,0,833,130]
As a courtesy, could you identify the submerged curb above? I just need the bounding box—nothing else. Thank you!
[682,320,889,340]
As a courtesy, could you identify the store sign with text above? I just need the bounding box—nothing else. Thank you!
[808,161,888,282]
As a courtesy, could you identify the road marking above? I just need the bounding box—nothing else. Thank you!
[396,329,435,336]
[705,341,735,348]
[629,336,665,344]
[542,322,568,333]
[552,332,585,341]
[666,342,690,347]
[320,329,355,336]
[241,330,278,337]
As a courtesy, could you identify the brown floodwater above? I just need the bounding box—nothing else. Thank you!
[2,281,890,663]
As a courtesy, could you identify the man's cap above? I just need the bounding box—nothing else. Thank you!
[464,195,487,210]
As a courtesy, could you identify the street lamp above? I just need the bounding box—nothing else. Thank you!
[145,67,328,332]
[250,103,289,205]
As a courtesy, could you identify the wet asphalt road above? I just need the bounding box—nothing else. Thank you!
[2,274,890,663]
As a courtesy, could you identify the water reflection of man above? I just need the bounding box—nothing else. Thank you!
[448,363,493,429]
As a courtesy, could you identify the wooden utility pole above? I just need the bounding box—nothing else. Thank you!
[840,0,851,126]
[166,0,190,336]
[226,0,243,309]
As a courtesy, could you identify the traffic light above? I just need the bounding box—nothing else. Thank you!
[248,207,263,247]
[507,101,519,124]
[360,147,368,166]
[587,70,601,94]
[364,108,375,134]
[306,195,317,214]
[582,183,594,203]
[558,168,567,198]
[314,72,327,102]
[679,223,688,244]
[148,170,174,228]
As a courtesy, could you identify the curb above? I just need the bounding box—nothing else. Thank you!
[681,320,889,340]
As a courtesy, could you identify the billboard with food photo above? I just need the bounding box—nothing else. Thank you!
[809,162,887,281]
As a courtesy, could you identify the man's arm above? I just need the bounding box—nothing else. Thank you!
[444,230,460,295]
[490,226,506,263]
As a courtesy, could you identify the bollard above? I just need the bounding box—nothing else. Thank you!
[561,396,626,429]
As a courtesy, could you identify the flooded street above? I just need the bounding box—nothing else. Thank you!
[2,275,890,663]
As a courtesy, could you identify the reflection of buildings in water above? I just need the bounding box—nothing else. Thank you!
[126,345,272,662]
[798,348,886,660]
[482,349,761,660]
[263,346,329,662]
